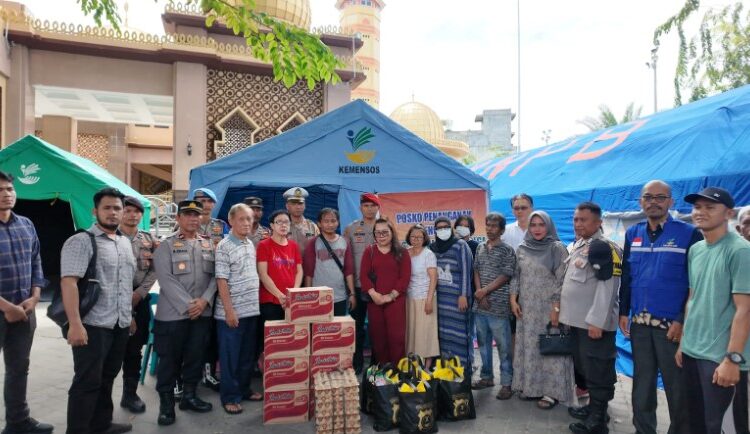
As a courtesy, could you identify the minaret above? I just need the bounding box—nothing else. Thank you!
[335,0,385,108]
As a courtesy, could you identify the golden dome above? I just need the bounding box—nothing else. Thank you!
[390,101,469,159]
[253,0,311,30]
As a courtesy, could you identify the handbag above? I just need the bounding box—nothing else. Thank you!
[47,230,101,328]
[538,322,574,356]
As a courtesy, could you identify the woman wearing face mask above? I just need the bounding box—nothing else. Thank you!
[405,224,440,368]
[360,218,412,365]
[509,211,574,410]
[455,215,479,257]
[430,217,474,369]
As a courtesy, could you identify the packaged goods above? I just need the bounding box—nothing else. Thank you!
[263,356,309,392]
[263,389,309,424]
[310,352,354,378]
[264,320,310,357]
[286,287,334,323]
[311,316,356,354]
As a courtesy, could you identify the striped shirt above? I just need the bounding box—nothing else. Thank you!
[0,212,46,303]
[472,241,516,318]
[214,233,260,319]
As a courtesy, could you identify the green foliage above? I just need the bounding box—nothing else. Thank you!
[578,103,642,132]
[77,0,343,90]
[655,1,750,105]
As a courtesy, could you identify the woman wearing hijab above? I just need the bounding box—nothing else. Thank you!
[431,217,474,369]
[510,210,575,410]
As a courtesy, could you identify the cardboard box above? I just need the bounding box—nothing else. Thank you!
[264,320,310,358]
[310,352,354,379]
[313,369,361,434]
[311,316,356,354]
[263,356,309,392]
[286,287,334,324]
[263,389,309,425]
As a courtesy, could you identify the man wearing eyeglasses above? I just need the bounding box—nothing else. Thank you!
[618,180,702,434]
[504,193,533,251]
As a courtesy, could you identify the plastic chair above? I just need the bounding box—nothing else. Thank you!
[139,292,159,385]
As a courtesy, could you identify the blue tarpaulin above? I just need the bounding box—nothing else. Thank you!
[473,84,750,243]
[190,99,489,226]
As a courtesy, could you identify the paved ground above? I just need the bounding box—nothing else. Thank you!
[0,305,672,433]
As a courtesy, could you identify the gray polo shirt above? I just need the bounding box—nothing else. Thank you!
[60,225,136,329]
[153,232,217,321]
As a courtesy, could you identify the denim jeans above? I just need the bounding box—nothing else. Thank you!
[474,312,512,386]
[217,316,258,405]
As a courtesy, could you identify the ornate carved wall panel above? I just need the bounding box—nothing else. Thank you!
[205,69,323,160]
[76,133,110,168]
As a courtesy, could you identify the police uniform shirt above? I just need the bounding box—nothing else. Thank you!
[249,224,270,248]
[344,219,375,287]
[200,218,228,248]
[153,232,217,321]
[126,230,158,299]
[289,218,319,258]
[559,232,622,332]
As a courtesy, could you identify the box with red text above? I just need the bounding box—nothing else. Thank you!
[263,356,309,392]
[263,389,309,425]
[309,352,354,379]
[285,287,334,324]
[311,316,356,355]
[264,320,310,358]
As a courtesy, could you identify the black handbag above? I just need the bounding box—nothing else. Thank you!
[538,322,574,356]
[47,230,101,328]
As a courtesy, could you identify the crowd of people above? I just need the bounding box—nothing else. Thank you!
[0,168,749,434]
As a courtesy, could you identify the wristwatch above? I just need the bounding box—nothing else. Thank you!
[726,352,746,365]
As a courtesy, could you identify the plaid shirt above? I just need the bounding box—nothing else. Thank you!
[0,212,46,304]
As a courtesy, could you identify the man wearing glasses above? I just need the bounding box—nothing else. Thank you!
[618,180,702,434]
[504,193,533,251]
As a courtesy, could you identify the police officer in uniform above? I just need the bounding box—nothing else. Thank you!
[560,202,622,434]
[153,200,217,426]
[343,192,380,373]
[284,187,319,259]
[118,196,158,414]
[244,196,270,247]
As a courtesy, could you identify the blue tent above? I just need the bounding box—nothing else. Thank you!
[190,99,489,226]
[473,84,750,242]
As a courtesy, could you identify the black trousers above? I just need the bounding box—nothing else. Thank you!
[683,354,749,434]
[733,375,750,434]
[67,324,129,434]
[154,317,211,393]
[571,327,616,404]
[121,297,150,382]
[333,300,348,316]
[351,288,370,371]
[0,311,35,427]
[630,324,689,434]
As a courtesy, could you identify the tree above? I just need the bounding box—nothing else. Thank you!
[78,0,342,89]
[578,103,642,132]
[654,1,750,105]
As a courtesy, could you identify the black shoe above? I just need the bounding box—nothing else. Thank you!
[2,418,54,434]
[120,392,146,414]
[179,385,213,413]
[93,422,132,434]
[569,401,609,434]
[158,392,176,426]
[568,405,610,422]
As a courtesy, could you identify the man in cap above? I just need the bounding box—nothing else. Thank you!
[618,180,702,434]
[343,192,380,373]
[678,187,750,434]
[243,196,270,247]
[733,205,750,434]
[192,187,229,249]
[560,202,622,434]
[284,187,319,259]
[117,196,158,414]
[153,200,217,426]
[191,187,226,391]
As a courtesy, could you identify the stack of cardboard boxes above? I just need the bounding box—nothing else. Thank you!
[262,287,356,425]
[313,369,361,434]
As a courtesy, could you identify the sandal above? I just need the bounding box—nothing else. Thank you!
[471,378,495,390]
[223,403,243,415]
[243,391,263,402]
[518,392,542,401]
[537,396,558,410]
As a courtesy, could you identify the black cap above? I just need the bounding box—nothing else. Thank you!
[123,196,144,213]
[684,187,735,209]
[177,200,203,215]
[243,196,263,208]
[588,239,613,281]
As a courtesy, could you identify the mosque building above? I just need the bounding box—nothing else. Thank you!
[389,100,470,160]
[0,0,367,200]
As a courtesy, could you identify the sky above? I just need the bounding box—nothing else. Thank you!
[18,0,733,151]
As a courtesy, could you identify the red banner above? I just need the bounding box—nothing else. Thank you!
[378,189,488,242]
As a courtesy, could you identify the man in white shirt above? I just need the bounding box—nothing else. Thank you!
[504,193,533,251]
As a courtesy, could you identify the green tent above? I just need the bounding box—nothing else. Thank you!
[0,134,151,230]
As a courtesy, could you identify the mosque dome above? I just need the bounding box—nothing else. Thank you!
[390,101,469,159]
[252,0,311,30]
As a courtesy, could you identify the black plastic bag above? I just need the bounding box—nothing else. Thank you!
[372,383,400,431]
[398,382,438,434]
[435,377,475,421]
